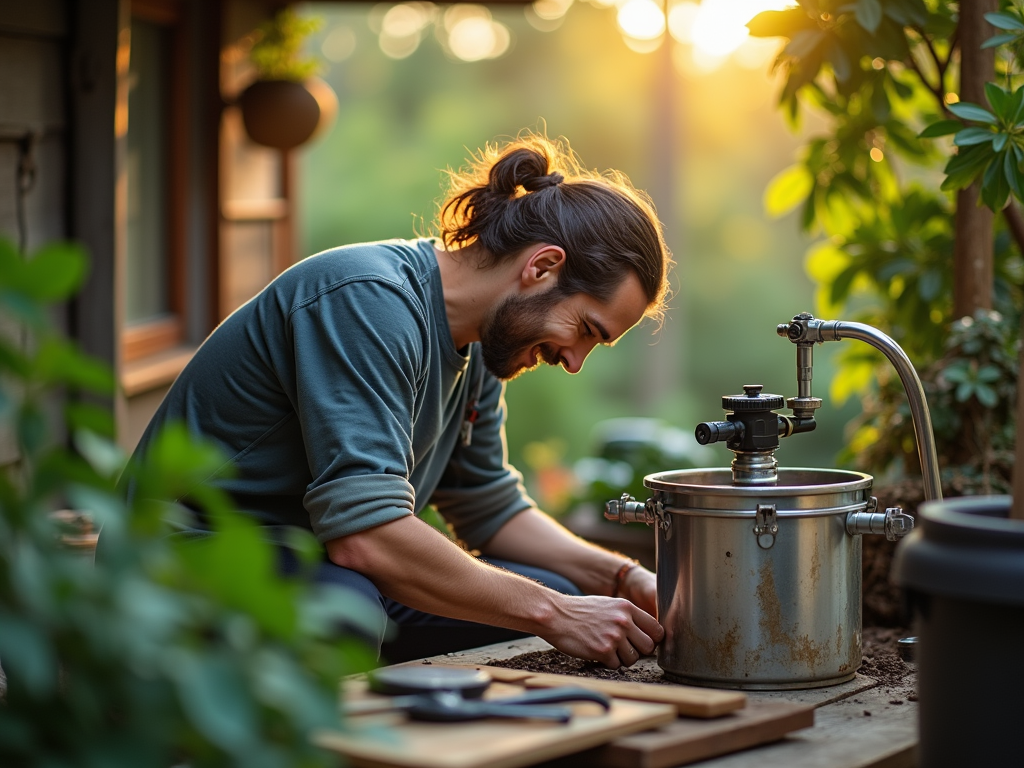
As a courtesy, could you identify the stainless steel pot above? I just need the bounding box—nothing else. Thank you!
[603,314,937,689]
[607,466,912,689]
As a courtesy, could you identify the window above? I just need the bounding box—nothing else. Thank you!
[123,0,187,362]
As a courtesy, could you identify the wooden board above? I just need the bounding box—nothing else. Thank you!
[441,664,747,718]
[315,681,677,768]
[589,700,815,768]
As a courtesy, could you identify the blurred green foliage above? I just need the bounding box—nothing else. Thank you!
[750,0,1024,491]
[250,8,323,81]
[570,418,698,511]
[0,237,376,767]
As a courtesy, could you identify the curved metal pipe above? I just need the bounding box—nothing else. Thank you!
[779,315,943,502]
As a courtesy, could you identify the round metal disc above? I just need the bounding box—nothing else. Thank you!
[368,666,492,698]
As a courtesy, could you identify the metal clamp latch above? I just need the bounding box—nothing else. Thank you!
[650,497,672,540]
[753,503,778,549]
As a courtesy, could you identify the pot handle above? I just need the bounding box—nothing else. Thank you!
[846,496,915,540]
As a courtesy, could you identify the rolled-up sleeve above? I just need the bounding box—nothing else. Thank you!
[290,278,428,543]
[430,358,535,550]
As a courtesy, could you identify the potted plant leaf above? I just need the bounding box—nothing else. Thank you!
[238,7,338,151]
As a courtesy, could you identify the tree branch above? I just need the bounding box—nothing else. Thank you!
[1003,199,1024,255]
[906,29,951,115]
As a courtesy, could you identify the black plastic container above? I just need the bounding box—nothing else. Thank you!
[893,495,1024,768]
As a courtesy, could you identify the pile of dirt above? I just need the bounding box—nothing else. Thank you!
[491,650,670,685]
[860,626,917,703]
[491,626,917,700]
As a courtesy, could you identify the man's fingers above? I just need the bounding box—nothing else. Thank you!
[628,605,665,654]
[617,641,640,667]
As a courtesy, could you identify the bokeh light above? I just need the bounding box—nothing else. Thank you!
[667,1,698,44]
[670,0,793,70]
[533,0,574,22]
[377,2,436,59]
[321,26,357,62]
[381,2,434,38]
[441,5,511,62]
[617,0,666,42]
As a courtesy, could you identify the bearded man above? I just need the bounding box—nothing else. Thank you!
[124,134,673,668]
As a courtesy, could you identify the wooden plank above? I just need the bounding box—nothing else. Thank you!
[437,665,745,719]
[593,701,814,768]
[315,689,677,768]
[520,673,746,718]
[634,684,917,768]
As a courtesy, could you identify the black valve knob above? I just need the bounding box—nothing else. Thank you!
[722,385,785,412]
[695,420,742,445]
[697,385,786,452]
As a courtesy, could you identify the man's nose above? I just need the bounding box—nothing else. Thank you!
[560,341,596,374]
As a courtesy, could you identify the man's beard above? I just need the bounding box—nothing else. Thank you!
[479,286,567,381]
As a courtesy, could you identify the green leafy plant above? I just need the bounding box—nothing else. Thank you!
[0,237,376,767]
[918,8,1024,207]
[250,7,323,81]
[750,0,1023,490]
[841,310,1019,494]
[922,82,1024,210]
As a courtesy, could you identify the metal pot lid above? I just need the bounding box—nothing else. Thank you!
[643,467,873,519]
[644,467,872,495]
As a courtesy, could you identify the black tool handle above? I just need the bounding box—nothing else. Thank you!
[493,686,612,710]
[408,699,572,722]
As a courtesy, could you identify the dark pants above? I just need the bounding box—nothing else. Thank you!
[277,549,583,664]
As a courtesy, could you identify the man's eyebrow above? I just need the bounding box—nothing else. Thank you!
[589,316,611,341]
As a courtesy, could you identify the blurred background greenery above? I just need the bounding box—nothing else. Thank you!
[295,0,860,514]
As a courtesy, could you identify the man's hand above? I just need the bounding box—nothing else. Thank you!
[541,593,663,669]
[618,564,657,619]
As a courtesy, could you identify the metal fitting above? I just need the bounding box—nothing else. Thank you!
[605,493,651,525]
[846,503,915,541]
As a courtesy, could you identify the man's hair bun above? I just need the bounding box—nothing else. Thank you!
[523,172,564,191]
[486,146,561,196]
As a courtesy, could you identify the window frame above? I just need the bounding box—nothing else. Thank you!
[121,0,188,363]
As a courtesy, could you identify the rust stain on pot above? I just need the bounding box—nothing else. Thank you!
[809,531,821,584]
[680,621,740,676]
[756,559,827,672]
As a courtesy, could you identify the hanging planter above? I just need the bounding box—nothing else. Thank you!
[237,8,337,151]
[239,76,337,151]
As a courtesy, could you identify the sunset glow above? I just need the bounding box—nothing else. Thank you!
[617,0,794,62]
[685,0,793,57]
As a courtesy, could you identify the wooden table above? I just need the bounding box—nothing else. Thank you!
[413,637,918,768]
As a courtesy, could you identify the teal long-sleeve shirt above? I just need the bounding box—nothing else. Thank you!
[128,239,534,550]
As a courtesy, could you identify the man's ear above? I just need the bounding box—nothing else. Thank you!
[521,244,566,288]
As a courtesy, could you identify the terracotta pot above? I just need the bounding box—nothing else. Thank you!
[238,77,338,150]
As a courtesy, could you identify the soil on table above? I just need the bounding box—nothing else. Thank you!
[491,626,916,701]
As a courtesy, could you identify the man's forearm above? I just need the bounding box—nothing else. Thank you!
[325,515,561,635]
[479,508,638,596]
[324,513,663,667]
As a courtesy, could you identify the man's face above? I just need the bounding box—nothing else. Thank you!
[479,271,649,381]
